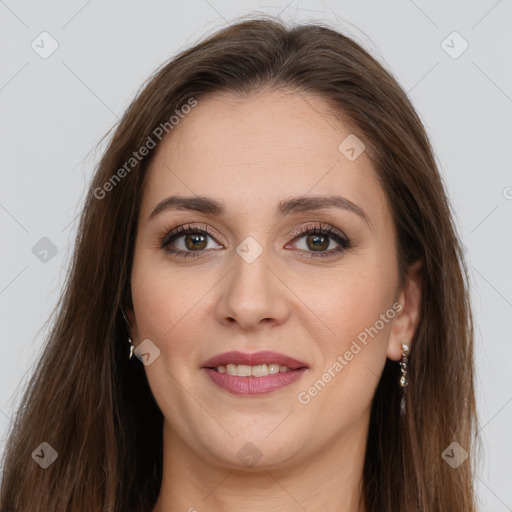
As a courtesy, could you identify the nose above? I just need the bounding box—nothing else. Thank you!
[215,247,290,330]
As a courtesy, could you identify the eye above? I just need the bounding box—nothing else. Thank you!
[159,222,351,259]
[159,224,222,258]
[286,223,351,258]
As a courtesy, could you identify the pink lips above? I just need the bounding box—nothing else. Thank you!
[201,350,309,396]
[201,350,308,370]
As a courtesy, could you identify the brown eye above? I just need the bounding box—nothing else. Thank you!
[160,224,223,258]
[305,234,330,251]
[288,224,351,258]
[184,233,208,251]
[160,223,350,260]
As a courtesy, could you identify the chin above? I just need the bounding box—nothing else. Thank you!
[196,428,307,471]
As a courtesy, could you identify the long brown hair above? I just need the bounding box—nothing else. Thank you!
[0,15,478,511]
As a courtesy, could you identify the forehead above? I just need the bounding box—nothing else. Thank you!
[140,89,388,226]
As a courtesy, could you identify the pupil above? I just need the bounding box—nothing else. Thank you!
[308,234,328,251]
[186,234,207,250]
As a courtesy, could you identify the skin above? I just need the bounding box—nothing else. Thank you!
[126,88,422,512]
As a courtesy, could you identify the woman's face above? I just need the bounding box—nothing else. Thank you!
[127,89,420,470]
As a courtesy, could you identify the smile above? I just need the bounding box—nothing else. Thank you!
[202,365,308,396]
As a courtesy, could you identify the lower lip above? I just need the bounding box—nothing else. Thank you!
[202,367,307,395]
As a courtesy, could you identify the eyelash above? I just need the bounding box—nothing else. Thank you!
[159,222,351,259]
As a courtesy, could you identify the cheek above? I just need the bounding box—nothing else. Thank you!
[130,252,212,346]
[294,256,397,413]
[130,257,212,410]
[293,258,396,355]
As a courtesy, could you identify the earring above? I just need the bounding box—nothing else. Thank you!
[128,337,134,360]
[399,343,409,416]
[399,343,409,387]
[120,306,135,360]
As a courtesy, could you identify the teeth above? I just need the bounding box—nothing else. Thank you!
[268,364,280,374]
[251,364,268,377]
[237,364,252,377]
[215,363,293,376]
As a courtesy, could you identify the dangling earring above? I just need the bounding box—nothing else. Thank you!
[121,306,135,360]
[128,337,134,359]
[399,343,409,415]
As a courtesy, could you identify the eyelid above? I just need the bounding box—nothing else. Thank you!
[285,223,351,257]
[159,221,351,257]
[287,222,349,244]
[159,223,222,249]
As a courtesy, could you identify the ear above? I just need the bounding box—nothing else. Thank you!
[386,259,422,361]
[121,282,140,342]
[125,306,140,343]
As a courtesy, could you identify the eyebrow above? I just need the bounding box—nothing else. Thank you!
[149,195,372,229]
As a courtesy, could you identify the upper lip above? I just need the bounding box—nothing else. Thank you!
[201,351,308,370]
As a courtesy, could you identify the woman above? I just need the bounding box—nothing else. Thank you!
[0,15,478,512]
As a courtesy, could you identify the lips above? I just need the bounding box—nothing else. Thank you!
[201,350,308,370]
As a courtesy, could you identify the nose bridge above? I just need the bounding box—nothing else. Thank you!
[217,236,289,328]
[235,239,271,292]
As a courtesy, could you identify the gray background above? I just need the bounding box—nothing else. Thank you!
[1,0,511,509]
